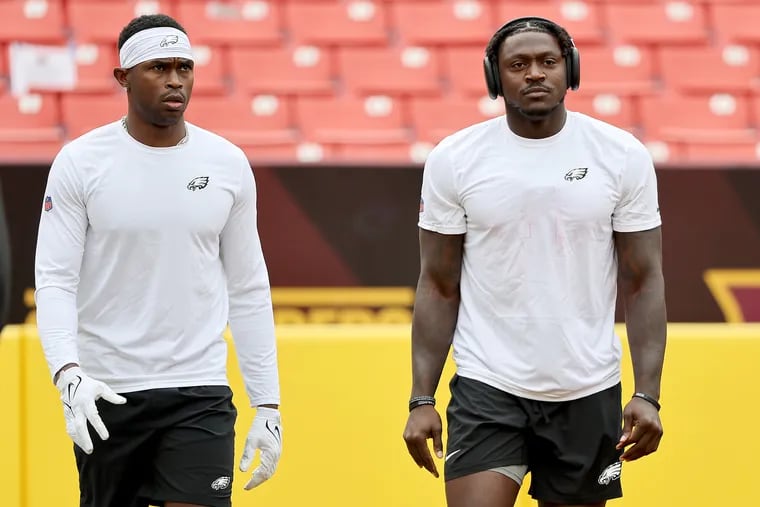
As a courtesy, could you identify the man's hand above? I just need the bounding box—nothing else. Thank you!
[56,366,127,454]
[240,407,282,490]
[403,404,444,478]
[617,396,663,461]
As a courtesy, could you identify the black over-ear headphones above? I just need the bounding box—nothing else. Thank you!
[483,16,581,99]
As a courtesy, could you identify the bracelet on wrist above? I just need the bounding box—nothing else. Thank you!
[409,395,436,412]
[633,392,661,411]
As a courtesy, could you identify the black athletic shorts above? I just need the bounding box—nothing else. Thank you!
[444,374,624,504]
[75,385,237,507]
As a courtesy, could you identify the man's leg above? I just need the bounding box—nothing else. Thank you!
[446,470,521,507]
[527,384,624,506]
[145,386,237,507]
[444,375,530,507]
[75,392,155,507]
[538,502,606,507]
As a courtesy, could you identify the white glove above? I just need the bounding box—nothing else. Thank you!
[55,366,127,454]
[239,407,282,490]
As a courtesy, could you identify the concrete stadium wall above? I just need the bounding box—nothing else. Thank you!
[1,323,759,506]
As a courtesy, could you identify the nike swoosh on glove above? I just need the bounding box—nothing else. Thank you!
[56,366,127,454]
[239,407,282,490]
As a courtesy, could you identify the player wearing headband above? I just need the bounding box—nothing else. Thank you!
[34,14,281,507]
[403,17,666,507]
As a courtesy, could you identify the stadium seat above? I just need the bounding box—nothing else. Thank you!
[295,95,408,144]
[190,45,227,95]
[493,0,604,45]
[175,0,282,45]
[639,93,754,142]
[579,45,656,94]
[183,94,296,146]
[444,45,488,96]
[410,96,502,143]
[0,0,66,43]
[682,140,760,164]
[286,1,388,45]
[70,43,120,93]
[67,0,175,43]
[61,93,127,139]
[565,91,637,132]
[0,92,61,144]
[338,46,441,95]
[229,46,333,94]
[335,143,416,164]
[603,2,707,44]
[657,45,760,94]
[710,5,760,44]
[390,0,495,45]
[0,44,7,77]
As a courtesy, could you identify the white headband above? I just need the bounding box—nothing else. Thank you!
[119,27,193,69]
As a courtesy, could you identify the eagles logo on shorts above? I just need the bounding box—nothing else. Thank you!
[211,476,231,491]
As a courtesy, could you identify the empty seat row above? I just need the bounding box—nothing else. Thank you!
[1,0,760,46]
[3,42,760,97]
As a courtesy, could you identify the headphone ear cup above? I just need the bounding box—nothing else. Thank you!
[483,56,500,99]
[566,46,580,91]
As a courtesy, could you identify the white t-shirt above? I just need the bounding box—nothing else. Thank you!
[35,121,280,406]
[419,111,661,401]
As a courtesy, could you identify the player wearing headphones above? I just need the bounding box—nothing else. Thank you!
[403,17,666,507]
[35,13,281,507]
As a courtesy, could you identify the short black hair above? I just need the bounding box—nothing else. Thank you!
[117,14,187,50]
[486,18,574,65]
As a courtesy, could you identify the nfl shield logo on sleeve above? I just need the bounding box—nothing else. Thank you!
[44,196,53,212]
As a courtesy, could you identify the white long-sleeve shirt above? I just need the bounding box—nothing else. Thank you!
[34,120,280,406]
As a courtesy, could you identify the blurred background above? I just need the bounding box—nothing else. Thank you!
[1,0,759,506]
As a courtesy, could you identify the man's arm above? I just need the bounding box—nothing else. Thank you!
[35,149,87,381]
[403,228,463,478]
[615,227,666,399]
[411,229,464,398]
[219,160,280,409]
[614,226,666,461]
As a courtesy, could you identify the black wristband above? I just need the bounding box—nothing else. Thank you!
[409,395,435,412]
[633,392,661,411]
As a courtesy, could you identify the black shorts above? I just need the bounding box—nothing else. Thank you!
[75,385,237,507]
[444,375,623,504]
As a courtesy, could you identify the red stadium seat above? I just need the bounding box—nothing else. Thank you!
[565,91,637,132]
[61,93,127,139]
[175,0,282,45]
[494,0,604,45]
[657,45,760,94]
[682,140,760,164]
[444,45,488,96]
[67,0,175,43]
[184,94,295,146]
[0,92,61,143]
[229,46,333,94]
[286,1,388,45]
[603,3,707,44]
[579,45,656,94]
[710,5,760,44]
[295,95,408,144]
[639,93,753,142]
[390,0,495,45]
[338,47,441,95]
[0,44,7,77]
[190,45,227,95]
[410,96,502,143]
[71,43,120,93]
[0,0,66,43]
[335,143,415,164]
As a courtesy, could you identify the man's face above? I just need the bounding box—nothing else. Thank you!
[497,31,567,119]
[126,57,194,126]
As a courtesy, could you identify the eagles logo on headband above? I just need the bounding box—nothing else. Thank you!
[119,27,194,69]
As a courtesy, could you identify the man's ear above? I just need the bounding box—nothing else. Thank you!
[113,67,129,90]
